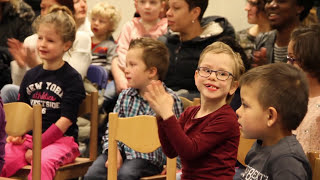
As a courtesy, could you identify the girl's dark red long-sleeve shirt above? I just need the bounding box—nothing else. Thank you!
[157,104,240,180]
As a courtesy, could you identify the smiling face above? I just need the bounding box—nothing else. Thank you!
[137,0,162,23]
[166,0,195,33]
[194,52,238,105]
[236,84,269,139]
[37,23,71,62]
[265,0,303,29]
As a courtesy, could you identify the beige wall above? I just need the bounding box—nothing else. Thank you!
[87,0,250,39]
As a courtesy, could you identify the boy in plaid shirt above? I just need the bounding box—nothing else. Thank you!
[84,37,183,180]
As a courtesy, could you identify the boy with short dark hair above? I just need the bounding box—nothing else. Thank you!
[84,37,183,180]
[236,63,312,179]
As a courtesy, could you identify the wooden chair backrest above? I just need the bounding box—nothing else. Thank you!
[108,113,176,180]
[179,97,200,110]
[4,103,42,180]
[307,151,320,180]
[78,91,99,161]
[237,136,255,166]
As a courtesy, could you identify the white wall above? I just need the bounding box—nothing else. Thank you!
[87,0,250,39]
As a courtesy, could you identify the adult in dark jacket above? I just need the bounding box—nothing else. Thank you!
[0,0,35,89]
[159,0,235,99]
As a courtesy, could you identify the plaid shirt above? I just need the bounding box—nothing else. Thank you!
[102,84,184,168]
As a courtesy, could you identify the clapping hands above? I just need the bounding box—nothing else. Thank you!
[144,80,174,120]
[7,38,38,68]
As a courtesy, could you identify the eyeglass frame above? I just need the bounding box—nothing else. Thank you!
[286,55,297,65]
[196,67,234,81]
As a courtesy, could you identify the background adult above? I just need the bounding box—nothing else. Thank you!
[0,0,35,89]
[236,0,270,59]
[252,0,313,67]
[160,0,235,99]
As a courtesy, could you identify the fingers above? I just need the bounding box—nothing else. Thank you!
[260,47,267,57]
[6,136,13,143]
[105,160,109,168]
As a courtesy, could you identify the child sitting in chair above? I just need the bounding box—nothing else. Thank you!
[84,37,183,180]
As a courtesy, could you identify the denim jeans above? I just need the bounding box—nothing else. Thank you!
[84,153,162,180]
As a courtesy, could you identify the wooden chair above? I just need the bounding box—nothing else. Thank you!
[108,113,177,180]
[237,136,255,166]
[4,103,42,180]
[11,91,99,179]
[307,151,320,180]
[179,97,200,110]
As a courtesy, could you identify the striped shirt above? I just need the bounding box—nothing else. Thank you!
[102,84,184,168]
[273,43,288,63]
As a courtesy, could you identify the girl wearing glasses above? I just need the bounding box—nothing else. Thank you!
[145,42,245,179]
[288,24,320,153]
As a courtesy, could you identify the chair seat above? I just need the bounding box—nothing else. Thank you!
[140,174,166,180]
[12,157,93,179]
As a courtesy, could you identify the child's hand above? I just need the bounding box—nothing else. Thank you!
[145,80,174,120]
[25,149,33,164]
[105,148,123,171]
[6,136,26,145]
[7,38,38,68]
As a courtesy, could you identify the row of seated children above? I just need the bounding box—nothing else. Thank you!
[0,0,318,180]
[1,34,316,180]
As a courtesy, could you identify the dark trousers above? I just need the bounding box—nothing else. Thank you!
[84,153,162,180]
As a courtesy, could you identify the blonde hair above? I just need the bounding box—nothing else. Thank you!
[33,5,76,44]
[198,42,245,103]
[90,2,121,38]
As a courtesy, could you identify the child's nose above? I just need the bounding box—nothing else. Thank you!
[145,2,151,8]
[166,8,172,16]
[208,72,218,81]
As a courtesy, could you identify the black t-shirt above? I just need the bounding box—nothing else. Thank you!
[18,62,85,140]
[241,135,312,180]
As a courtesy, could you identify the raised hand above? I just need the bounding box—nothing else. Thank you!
[144,80,174,120]
[7,38,38,68]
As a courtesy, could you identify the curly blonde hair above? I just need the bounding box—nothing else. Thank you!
[90,2,121,38]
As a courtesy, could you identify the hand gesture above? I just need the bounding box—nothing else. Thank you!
[6,136,26,145]
[7,38,38,68]
[144,80,174,120]
[251,47,267,67]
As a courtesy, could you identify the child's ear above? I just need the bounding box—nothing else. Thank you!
[266,107,278,127]
[228,81,239,96]
[148,67,158,79]
[63,41,73,52]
